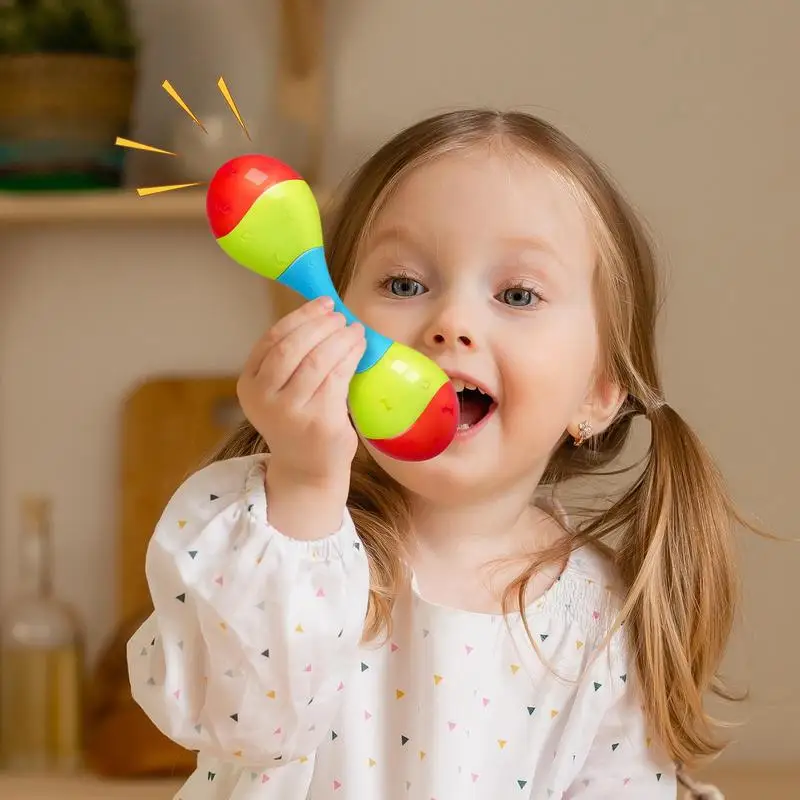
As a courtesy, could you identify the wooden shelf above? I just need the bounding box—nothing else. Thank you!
[0,186,332,227]
[0,772,181,799]
[0,188,206,226]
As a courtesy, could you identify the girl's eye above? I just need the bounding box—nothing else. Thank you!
[496,285,541,308]
[387,275,426,297]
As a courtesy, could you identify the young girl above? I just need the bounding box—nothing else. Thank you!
[128,110,738,799]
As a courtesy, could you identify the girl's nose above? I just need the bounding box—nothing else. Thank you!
[430,330,474,349]
[423,308,477,351]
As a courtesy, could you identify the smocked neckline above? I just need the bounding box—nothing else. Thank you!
[407,549,577,622]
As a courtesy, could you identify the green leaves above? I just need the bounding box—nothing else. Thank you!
[0,0,137,57]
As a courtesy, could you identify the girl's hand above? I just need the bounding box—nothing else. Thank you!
[237,297,366,488]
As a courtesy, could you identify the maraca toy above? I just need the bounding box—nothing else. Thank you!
[206,154,459,461]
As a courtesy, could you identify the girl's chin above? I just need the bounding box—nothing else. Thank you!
[361,424,558,504]
[366,444,507,500]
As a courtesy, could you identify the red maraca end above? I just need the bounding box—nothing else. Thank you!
[207,154,302,238]
[367,382,459,462]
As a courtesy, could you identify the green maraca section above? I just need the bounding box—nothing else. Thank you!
[349,341,449,439]
[216,179,323,279]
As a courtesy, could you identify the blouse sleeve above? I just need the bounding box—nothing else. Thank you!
[126,454,370,768]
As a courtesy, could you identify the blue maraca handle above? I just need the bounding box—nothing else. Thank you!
[278,246,392,373]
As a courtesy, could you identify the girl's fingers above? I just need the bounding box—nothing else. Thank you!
[283,323,365,406]
[255,311,347,394]
[243,297,334,377]
[309,326,367,413]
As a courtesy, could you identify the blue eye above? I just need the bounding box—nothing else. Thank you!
[388,275,426,297]
[497,286,541,307]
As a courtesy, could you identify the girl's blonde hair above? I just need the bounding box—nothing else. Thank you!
[208,110,745,769]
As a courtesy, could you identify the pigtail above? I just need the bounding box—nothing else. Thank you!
[585,403,740,767]
[201,419,268,466]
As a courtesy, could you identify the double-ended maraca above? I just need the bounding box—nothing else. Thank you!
[206,154,459,461]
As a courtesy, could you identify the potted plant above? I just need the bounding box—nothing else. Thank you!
[0,0,137,191]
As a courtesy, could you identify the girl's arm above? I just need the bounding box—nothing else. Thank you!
[126,453,370,766]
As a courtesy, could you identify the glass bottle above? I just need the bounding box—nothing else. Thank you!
[0,495,84,772]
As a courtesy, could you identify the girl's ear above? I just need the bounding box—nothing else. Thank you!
[569,375,627,440]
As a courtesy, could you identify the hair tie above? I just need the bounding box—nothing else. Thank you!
[647,398,667,419]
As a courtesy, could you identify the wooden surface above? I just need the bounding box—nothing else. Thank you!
[84,615,197,779]
[270,280,305,320]
[118,375,241,624]
[273,0,328,320]
[0,774,181,799]
[277,0,326,184]
[694,764,799,799]
[1,765,798,800]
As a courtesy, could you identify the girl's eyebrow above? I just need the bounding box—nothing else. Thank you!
[365,229,560,256]
[498,235,562,266]
[361,228,568,280]
[362,225,428,257]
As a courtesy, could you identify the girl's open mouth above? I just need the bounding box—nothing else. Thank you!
[450,379,497,436]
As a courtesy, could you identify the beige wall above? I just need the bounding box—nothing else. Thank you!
[1,0,797,767]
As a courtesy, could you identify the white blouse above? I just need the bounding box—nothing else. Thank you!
[128,455,677,799]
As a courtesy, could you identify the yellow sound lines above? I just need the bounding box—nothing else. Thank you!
[114,137,177,156]
[115,75,250,197]
[217,76,251,140]
[136,182,206,197]
[162,79,207,133]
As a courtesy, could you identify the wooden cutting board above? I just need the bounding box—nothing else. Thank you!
[117,375,243,624]
[84,376,243,779]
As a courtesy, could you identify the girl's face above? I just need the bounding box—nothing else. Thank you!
[343,145,615,504]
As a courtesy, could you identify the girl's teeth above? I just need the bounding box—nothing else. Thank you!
[450,379,484,393]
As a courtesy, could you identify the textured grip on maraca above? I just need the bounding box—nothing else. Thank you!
[206,154,459,461]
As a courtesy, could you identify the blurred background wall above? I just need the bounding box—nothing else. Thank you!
[0,0,796,787]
